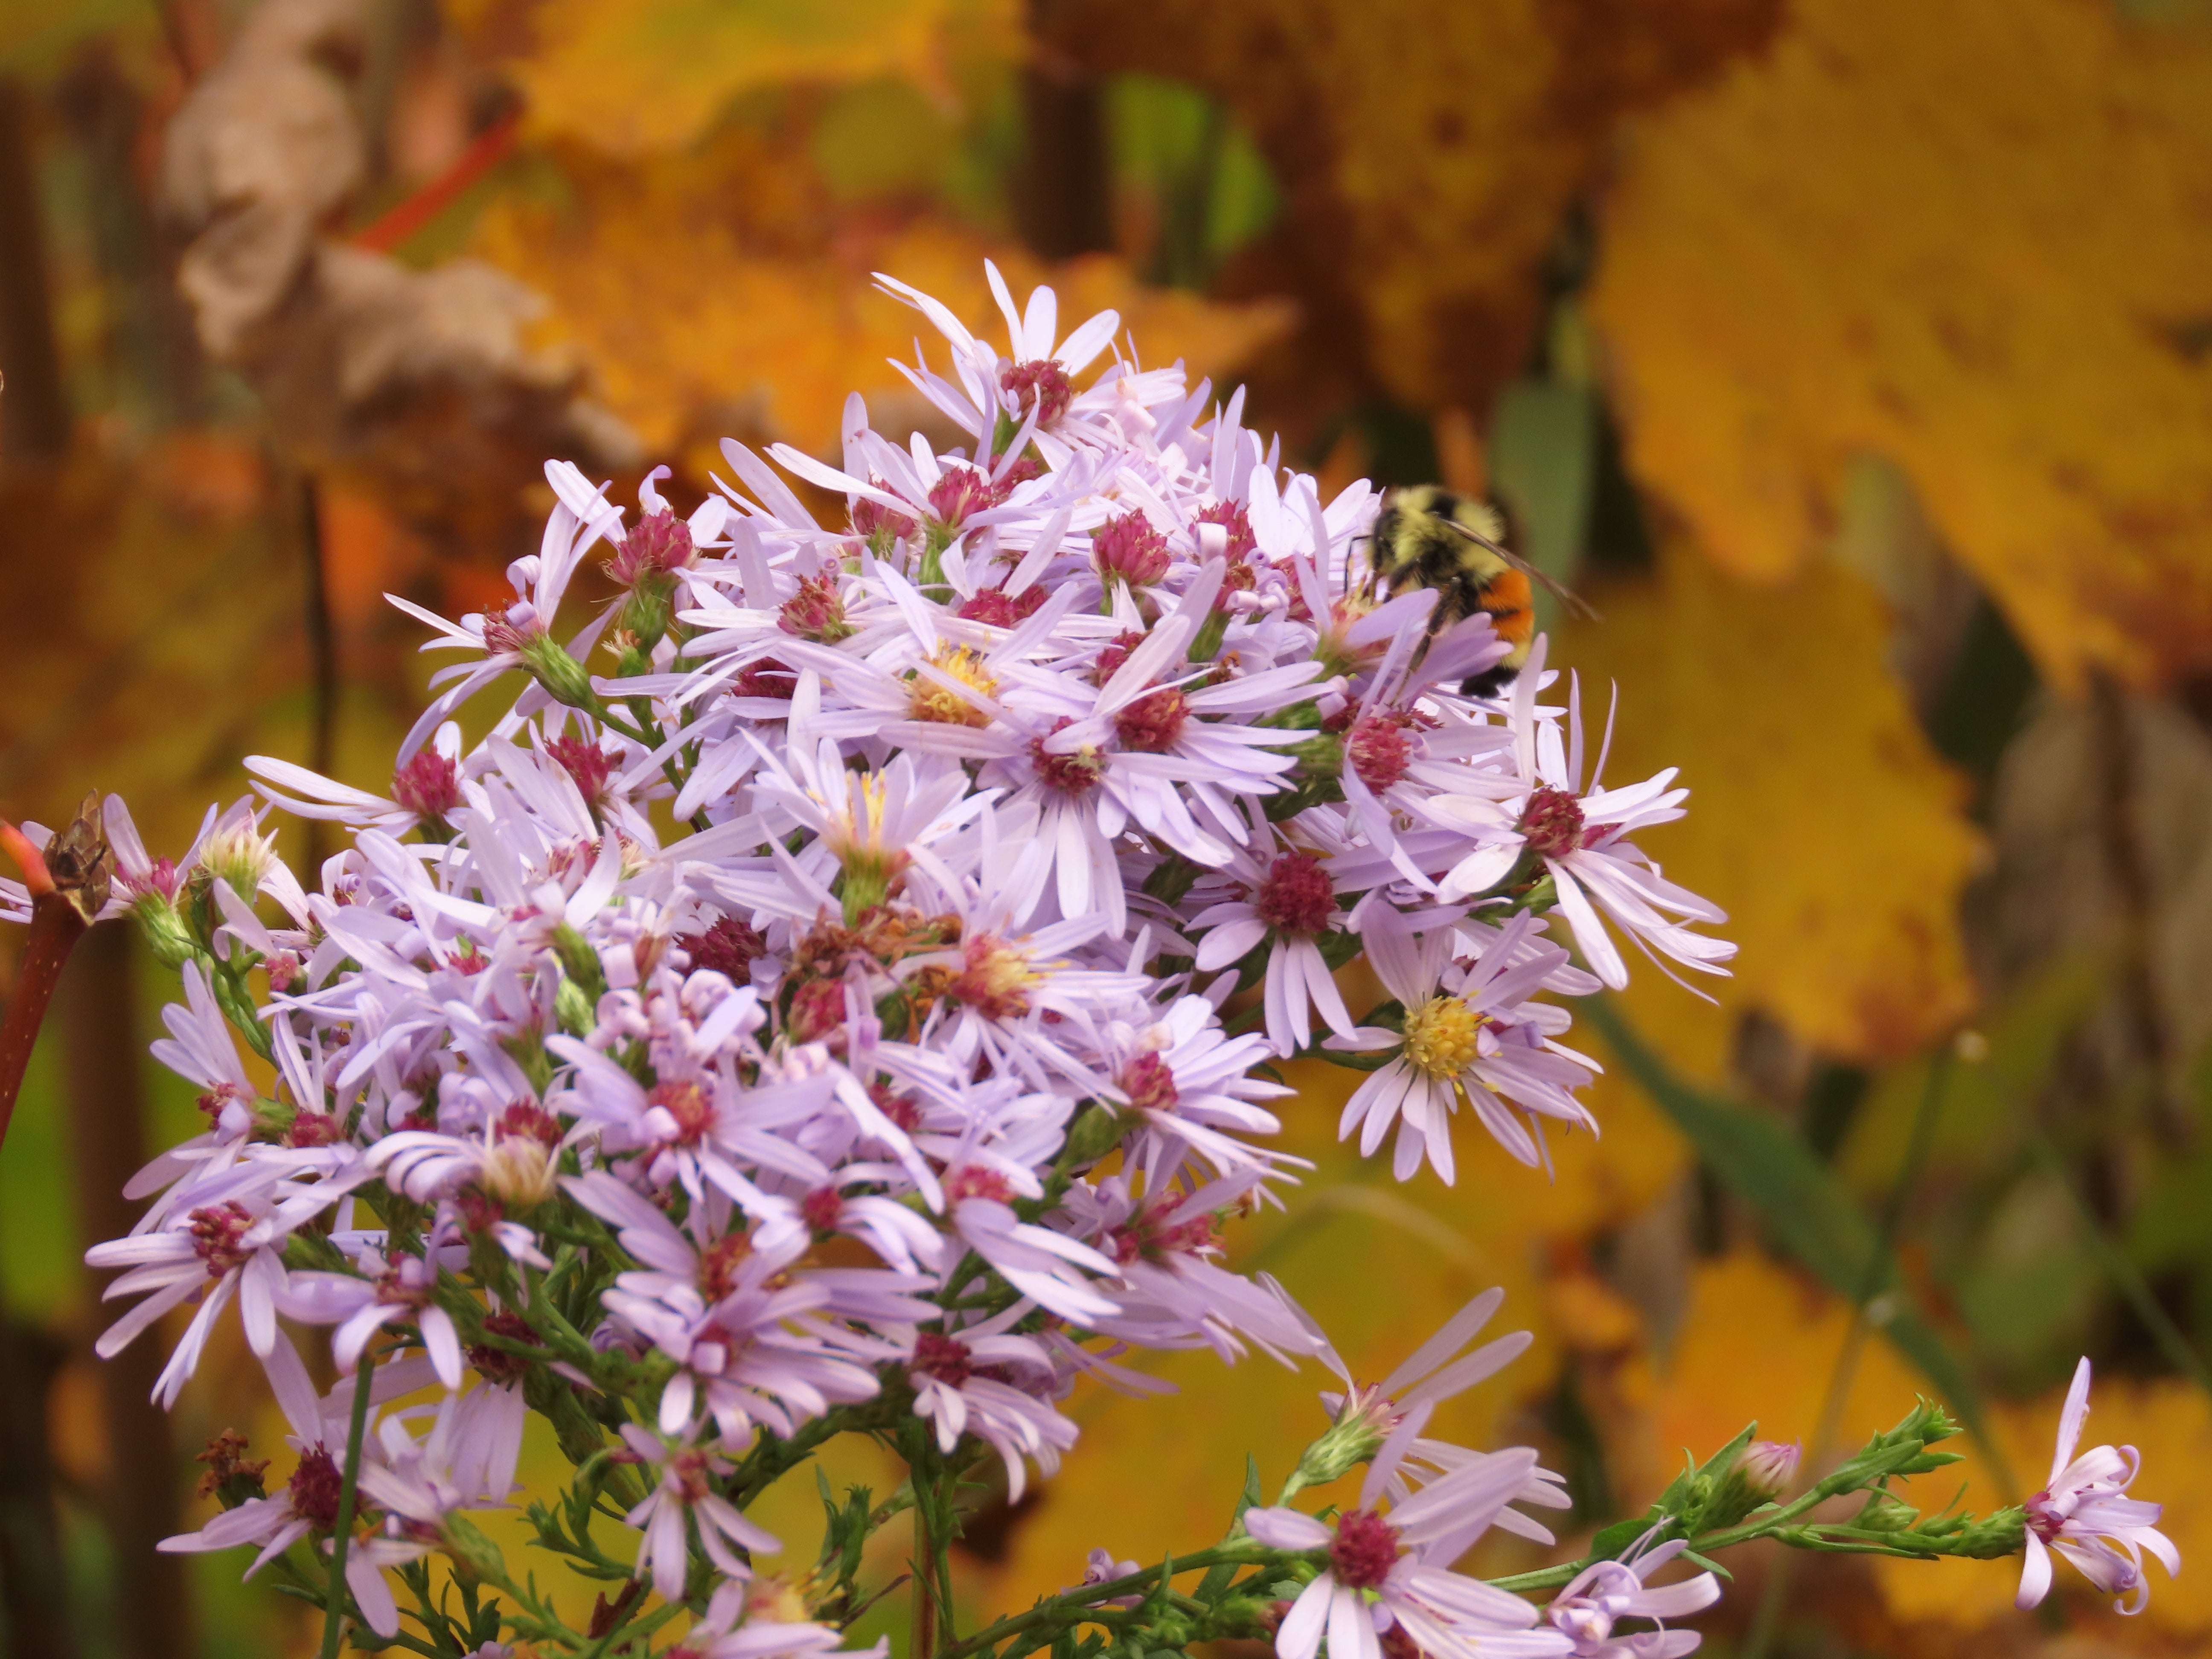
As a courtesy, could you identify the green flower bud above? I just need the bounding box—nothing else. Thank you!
[134,892,198,969]
[618,573,675,651]
[439,1513,508,1586]
[1699,1438,1801,1529]
[518,633,600,711]
[1061,1102,1136,1167]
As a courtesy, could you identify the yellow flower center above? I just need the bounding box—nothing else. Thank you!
[1400,994,1486,1081]
[908,645,998,727]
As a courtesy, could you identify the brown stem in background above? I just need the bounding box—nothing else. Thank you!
[64,922,195,1659]
[1013,0,1115,261]
[2088,672,2189,1147]
[0,76,71,462]
[0,1316,78,1659]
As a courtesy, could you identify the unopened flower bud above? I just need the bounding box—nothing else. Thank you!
[133,891,198,969]
[1061,1101,1136,1167]
[439,1513,509,1587]
[1288,1401,1391,1492]
[616,576,675,652]
[1852,1490,1919,1532]
[517,634,599,712]
[1699,1437,1802,1529]
[1742,1439,1802,1493]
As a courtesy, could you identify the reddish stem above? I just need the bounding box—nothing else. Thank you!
[0,889,89,1155]
[352,111,521,255]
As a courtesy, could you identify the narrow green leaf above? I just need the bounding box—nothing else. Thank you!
[1585,997,2010,1492]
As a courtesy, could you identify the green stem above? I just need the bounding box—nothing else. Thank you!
[934,1542,1272,1659]
[1743,1049,1951,1659]
[319,1346,379,1659]
[2023,1121,2212,1395]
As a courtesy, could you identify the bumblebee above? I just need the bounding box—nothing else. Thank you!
[1361,484,1582,697]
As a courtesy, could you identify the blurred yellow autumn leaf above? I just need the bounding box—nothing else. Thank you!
[449,0,1009,156]
[1045,0,1781,410]
[470,136,1296,464]
[1590,0,2212,692]
[1562,548,1982,1062]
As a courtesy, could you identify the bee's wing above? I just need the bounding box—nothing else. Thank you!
[1439,516,1600,620]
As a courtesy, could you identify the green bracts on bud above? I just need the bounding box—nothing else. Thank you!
[1287,732,1344,780]
[134,893,198,969]
[556,976,596,1039]
[552,922,605,998]
[1286,1410,1388,1495]
[502,1027,557,1097]
[519,634,600,711]
[1189,608,1231,664]
[837,861,892,926]
[618,573,675,651]
[1060,1102,1135,1167]
[439,1513,508,1586]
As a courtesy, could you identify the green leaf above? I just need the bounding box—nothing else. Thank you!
[1584,997,2011,1491]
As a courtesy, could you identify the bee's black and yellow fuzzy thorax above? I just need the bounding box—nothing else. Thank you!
[1364,484,1536,698]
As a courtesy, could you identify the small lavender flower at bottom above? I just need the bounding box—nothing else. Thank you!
[2016,1357,2178,1615]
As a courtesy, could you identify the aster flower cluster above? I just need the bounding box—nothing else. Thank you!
[24,262,2171,1659]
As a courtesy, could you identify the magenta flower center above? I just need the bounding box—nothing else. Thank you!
[649,1080,715,1145]
[1115,687,1190,754]
[786,977,849,1045]
[1120,1052,1179,1115]
[697,1231,754,1302]
[1328,1508,1403,1591]
[1196,501,1257,563]
[1107,1205,1220,1267]
[546,736,616,803]
[852,483,918,544]
[466,1310,539,1386]
[608,509,694,585]
[187,1200,255,1277]
[2025,1488,2065,1543]
[911,1330,974,1386]
[288,1448,345,1530]
[801,1186,844,1234]
[498,1101,564,1147]
[943,1165,1014,1205]
[778,573,853,643]
[958,586,1042,628]
[481,610,541,657]
[1255,852,1335,936]
[285,1110,342,1148]
[392,750,461,819]
[1031,718,1106,797]
[927,467,995,527]
[1518,787,1587,858]
[681,915,768,980]
[1347,716,1412,792]
[1092,511,1171,587]
[1002,359,1073,427]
